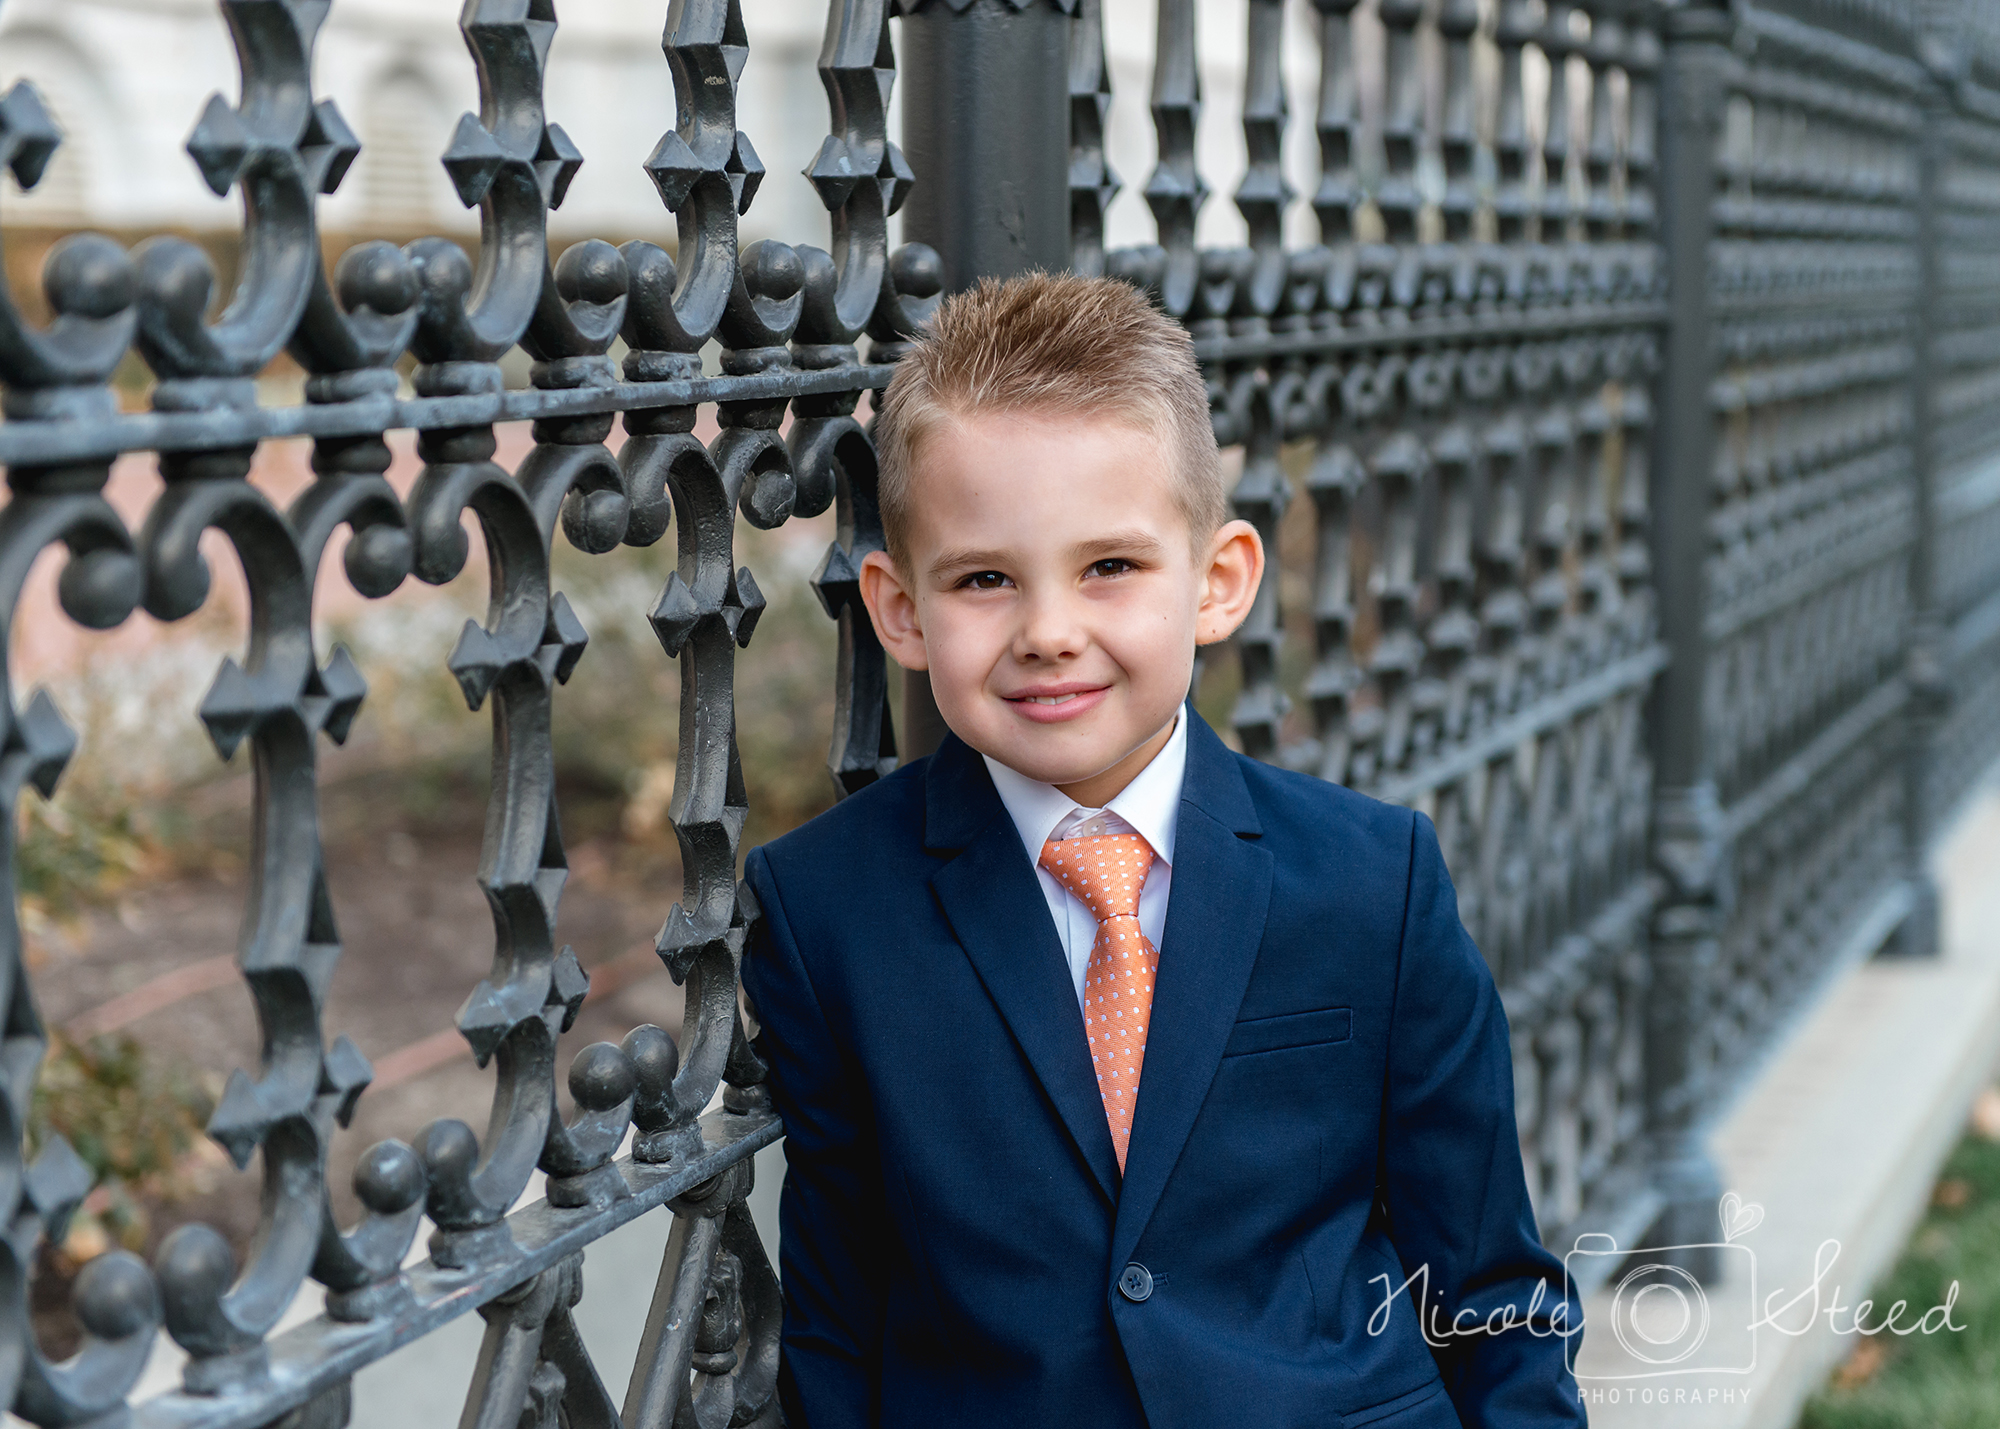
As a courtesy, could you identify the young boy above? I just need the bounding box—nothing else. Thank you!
[741,273,1582,1428]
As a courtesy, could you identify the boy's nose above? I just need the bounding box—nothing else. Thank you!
[1013,589,1087,661]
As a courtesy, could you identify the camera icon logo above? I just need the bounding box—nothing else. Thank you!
[1565,1194,1762,1381]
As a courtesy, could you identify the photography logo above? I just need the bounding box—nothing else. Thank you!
[1566,1192,1762,1381]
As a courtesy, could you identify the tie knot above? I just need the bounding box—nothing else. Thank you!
[1038,833,1155,924]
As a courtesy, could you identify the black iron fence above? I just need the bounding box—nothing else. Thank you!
[0,0,1993,1424]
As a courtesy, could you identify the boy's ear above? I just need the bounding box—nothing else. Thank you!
[1194,518,1265,647]
[859,550,931,671]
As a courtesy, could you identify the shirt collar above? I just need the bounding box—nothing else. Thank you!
[983,711,1187,869]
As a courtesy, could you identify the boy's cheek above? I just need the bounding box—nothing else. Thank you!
[921,603,1005,655]
[918,628,998,702]
[1099,572,1202,629]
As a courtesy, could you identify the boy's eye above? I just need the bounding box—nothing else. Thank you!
[960,570,1012,590]
[1088,558,1135,579]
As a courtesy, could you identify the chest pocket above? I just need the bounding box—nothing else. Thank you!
[1221,1005,1353,1057]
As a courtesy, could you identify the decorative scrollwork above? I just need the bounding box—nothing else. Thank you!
[135,0,354,406]
[0,485,154,1418]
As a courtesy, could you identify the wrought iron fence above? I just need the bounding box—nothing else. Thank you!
[1087,0,1672,1249]
[1926,10,2000,839]
[0,0,1992,1426]
[1694,0,1930,1129]
[1637,0,2000,1256]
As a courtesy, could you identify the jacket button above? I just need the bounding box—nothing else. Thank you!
[1118,1262,1153,1303]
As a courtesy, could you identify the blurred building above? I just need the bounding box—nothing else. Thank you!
[0,0,834,247]
[0,0,1306,261]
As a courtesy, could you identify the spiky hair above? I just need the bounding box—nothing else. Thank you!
[873,272,1225,567]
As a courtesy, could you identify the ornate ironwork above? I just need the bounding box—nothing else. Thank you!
[1922,11,2000,836]
[0,0,1992,1423]
[0,0,937,1424]
[1084,0,1671,1248]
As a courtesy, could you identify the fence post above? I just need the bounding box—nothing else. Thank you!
[1894,25,1958,956]
[891,0,1074,758]
[1643,0,1734,1273]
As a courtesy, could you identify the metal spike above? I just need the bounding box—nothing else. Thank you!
[186,94,249,198]
[0,82,61,189]
[440,113,509,209]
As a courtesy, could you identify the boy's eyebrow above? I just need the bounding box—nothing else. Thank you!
[927,546,1014,578]
[1071,530,1167,561]
[927,529,1169,579]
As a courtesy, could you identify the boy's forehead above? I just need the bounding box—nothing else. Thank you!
[908,412,1184,544]
[907,408,1180,518]
[919,405,1167,458]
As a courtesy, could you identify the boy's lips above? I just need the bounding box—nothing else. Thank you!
[1001,684,1111,723]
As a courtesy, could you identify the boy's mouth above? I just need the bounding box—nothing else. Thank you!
[1002,684,1110,723]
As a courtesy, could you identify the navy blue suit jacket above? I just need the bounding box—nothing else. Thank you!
[742,712,1583,1428]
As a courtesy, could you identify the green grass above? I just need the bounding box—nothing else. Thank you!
[29,1032,216,1253]
[17,793,155,925]
[1800,1127,2000,1428]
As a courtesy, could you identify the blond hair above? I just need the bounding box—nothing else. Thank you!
[873,272,1225,568]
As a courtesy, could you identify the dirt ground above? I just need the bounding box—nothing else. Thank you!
[28,761,690,1341]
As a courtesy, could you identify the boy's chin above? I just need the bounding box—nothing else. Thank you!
[995,751,1111,786]
[969,720,1168,790]
[957,724,1110,785]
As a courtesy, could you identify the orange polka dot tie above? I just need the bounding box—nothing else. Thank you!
[1038,833,1159,1173]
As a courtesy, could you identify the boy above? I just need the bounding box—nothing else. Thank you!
[741,273,1583,1428]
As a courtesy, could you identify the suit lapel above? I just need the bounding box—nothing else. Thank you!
[1112,715,1271,1267]
[925,737,1122,1203]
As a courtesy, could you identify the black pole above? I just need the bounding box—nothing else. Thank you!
[893,0,1073,758]
[1892,49,1952,958]
[1643,0,1732,1279]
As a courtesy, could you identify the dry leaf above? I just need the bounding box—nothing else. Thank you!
[1830,1335,1887,1390]
[59,1213,110,1266]
[1971,1086,2000,1141]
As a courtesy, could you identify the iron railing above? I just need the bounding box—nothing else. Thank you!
[0,0,1993,1425]
[1099,0,1672,1249]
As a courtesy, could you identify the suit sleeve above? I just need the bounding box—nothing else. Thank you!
[1380,812,1585,1428]
[741,847,884,1429]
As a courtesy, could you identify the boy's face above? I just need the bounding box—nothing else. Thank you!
[858,409,1264,808]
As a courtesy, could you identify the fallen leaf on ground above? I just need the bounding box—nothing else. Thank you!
[58,1213,110,1266]
[1830,1335,1888,1390]
[1971,1086,2000,1141]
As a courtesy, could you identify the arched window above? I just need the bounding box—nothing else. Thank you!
[360,68,454,233]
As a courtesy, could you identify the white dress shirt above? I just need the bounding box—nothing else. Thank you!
[983,714,1187,1010]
